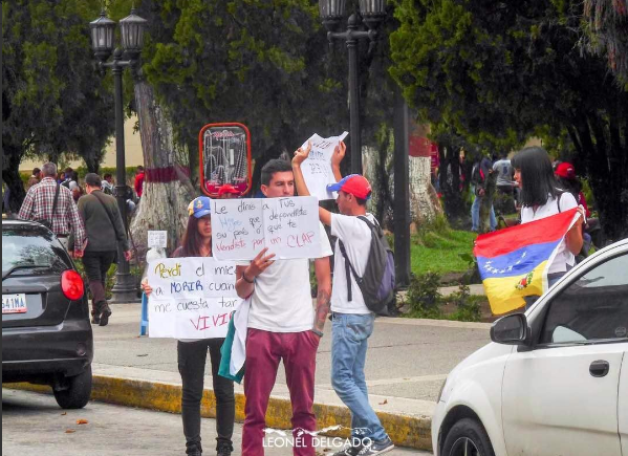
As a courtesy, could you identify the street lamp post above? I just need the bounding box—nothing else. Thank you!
[89,8,147,304]
[319,0,387,174]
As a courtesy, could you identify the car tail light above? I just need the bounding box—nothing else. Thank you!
[62,270,84,301]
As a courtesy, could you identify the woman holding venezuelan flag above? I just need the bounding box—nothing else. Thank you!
[511,147,584,290]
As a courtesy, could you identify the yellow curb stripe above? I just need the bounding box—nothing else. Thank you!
[8,375,433,451]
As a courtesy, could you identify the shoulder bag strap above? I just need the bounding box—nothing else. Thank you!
[51,183,61,218]
[91,192,123,241]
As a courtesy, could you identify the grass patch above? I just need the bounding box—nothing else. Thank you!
[410,229,477,276]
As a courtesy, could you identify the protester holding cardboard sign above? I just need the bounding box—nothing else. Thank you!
[142,196,235,456]
[234,159,333,456]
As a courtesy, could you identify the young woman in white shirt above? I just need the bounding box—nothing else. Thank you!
[511,147,584,290]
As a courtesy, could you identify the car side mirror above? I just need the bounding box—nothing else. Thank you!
[491,313,529,345]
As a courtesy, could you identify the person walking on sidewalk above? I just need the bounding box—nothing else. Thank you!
[235,159,333,456]
[142,196,235,456]
[292,142,395,456]
[18,162,86,257]
[75,173,130,326]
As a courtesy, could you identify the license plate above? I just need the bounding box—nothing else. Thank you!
[2,294,28,314]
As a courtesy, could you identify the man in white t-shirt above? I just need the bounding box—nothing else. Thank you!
[292,143,394,456]
[235,159,332,456]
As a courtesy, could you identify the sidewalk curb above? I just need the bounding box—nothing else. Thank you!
[10,374,433,451]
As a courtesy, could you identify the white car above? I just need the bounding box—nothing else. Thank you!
[432,238,628,456]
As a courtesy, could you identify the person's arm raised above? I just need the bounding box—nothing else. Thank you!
[331,141,346,182]
[292,141,333,227]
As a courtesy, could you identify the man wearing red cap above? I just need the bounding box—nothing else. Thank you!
[292,142,394,456]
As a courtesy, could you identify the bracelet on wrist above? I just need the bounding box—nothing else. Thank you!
[311,329,324,337]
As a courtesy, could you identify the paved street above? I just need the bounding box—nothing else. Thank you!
[94,303,490,412]
[2,389,428,456]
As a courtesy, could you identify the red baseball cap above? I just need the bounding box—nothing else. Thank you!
[218,184,240,197]
[555,162,576,180]
[327,174,372,200]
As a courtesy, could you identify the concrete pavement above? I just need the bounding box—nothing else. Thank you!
[3,389,428,456]
[9,303,492,451]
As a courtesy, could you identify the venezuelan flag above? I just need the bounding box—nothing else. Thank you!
[474,208,581,315]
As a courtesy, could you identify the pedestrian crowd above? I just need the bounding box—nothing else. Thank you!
[8,141,595,456]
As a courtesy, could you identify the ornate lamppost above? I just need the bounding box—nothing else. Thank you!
[319,0,387,174]
[89,8,147,303]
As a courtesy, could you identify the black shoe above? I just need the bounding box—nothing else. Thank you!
[99,305,112,327]
[357,437,394,455]
[91,314,101,325]
[333,443,364,456]
[186,441,202,456]
[217,442,233,456]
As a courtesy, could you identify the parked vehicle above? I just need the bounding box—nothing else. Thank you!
[433,238,628,456]
[2,218,93,409]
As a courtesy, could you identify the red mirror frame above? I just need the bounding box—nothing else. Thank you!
[198,122,253,198]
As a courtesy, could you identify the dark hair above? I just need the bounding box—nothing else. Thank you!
[356,196,369,206]
[137,166,145,172]
[179,216,210,257]
[84,173,102,188]
[511,147,560,207]
[33,168,41,175]
[556,176,582,199]
[261,159,292,186]
[65,167,73,174]
[104,173,112,180]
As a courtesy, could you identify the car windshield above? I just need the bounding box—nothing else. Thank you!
[2,225,69,278]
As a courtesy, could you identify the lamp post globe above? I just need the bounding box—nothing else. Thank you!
[358,0,387,30]
[89,10,116,63]
[119,8,147,61]
[319,0,346,31]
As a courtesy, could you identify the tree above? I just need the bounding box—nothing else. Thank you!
[583,0,628,87]
[390,0,628,240]
[2,1,114,212]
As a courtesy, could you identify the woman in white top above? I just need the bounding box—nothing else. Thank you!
[511,147,584,290]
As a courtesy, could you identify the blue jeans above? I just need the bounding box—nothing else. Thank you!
[331,313,387,442]
[471,195,496,232]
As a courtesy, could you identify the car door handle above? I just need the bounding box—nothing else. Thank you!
[589,360,610,377]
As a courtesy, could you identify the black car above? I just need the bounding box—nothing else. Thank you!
[2,218,93,409]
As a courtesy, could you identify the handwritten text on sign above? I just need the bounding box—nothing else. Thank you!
[300,132,348,201]
[147,257,241,339]
[212,196,321,260]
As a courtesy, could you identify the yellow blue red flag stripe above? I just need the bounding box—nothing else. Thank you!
[473,208,580,315]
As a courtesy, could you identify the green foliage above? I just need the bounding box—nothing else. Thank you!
[445,284,482,322]
[405,272,442,318]
[135,0,396,188]
[3,0,115,210]
[411,226,476,275]
[389,0,628,240]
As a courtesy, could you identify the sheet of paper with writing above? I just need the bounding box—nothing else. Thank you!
[300,132,348,201]
[147,257,241,339]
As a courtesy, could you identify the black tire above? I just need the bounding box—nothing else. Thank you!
[442,417,495,456]
[53,365,93,409]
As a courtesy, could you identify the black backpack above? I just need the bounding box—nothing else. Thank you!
[338,216,396,316]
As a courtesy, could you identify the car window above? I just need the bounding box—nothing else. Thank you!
[2,226,70,277]
[540,252,628,345]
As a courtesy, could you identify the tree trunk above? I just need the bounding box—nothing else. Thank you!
[573,106,628,242]
[2,146,26,214]
[438,144,466,225]
[130,80,195,260]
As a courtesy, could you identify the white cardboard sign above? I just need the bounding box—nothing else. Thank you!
[212,196,321,260]
[147,257,241,339]
[300,132,348,201]
[147,231,168,249]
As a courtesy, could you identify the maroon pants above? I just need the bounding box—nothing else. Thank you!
[242,328,319,456]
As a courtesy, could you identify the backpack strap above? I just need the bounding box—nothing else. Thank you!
[556,190,565,213]
[51,183,61,219]
[338,240,351,302]
[91,192,124,242]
